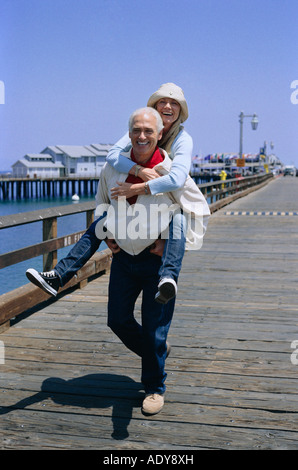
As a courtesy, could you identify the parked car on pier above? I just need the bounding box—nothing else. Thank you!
[283,166,296,176]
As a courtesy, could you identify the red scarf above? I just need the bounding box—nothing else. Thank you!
[126,147,164,204]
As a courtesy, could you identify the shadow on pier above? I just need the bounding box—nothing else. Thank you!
[2,175,298,449]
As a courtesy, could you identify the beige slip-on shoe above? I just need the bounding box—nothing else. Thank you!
[142,393,164,415]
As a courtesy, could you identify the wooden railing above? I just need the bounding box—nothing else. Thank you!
[0,202,96,272]
[0,202,112,331]
[0,172,273,331]
[199,173,273,206]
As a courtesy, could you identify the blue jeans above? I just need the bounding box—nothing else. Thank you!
[107,248,176,394]
[54,211,186,287]
[159,211,186,283]
[54,212,107,286]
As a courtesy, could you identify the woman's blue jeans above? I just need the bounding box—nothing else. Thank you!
[54,211,186,287]
[54,213,106,286]
[159,211,186,283]
[107,248,176,394]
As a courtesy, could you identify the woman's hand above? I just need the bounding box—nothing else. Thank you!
[138,167,161,181]
[110,182,137,200]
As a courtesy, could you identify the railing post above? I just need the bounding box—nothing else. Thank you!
[43,217,57,271]
[86,209,94,228]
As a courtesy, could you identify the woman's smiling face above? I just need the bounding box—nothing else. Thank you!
[156,98,181,131]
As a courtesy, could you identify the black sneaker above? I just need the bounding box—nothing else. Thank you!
[155,278,177,304]
[26,268,60,296]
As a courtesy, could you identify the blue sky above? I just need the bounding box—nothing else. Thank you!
[0,0,297,170]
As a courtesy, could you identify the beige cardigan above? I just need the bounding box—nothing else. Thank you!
[95,149,210,255]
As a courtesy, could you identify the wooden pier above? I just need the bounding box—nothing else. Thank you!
[1,175,298,450]
[0,176,100,200]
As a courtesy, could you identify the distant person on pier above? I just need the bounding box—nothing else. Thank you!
[26,83,210,303]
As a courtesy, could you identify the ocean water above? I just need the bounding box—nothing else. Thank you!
[0,195,107,296]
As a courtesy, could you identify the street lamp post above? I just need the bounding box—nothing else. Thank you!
[239,111,259,161]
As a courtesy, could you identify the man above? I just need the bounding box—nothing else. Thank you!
[95,107,209,415]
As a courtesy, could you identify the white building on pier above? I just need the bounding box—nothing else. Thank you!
[11,143,113,178]
[12,154,65,178]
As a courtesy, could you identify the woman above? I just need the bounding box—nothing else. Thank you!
[108,82,192,200]
[106,82,206,304]
[26,83,209,303]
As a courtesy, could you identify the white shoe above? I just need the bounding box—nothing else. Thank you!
[155,278,177,304]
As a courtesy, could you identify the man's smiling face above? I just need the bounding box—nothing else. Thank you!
[129,112,162,163]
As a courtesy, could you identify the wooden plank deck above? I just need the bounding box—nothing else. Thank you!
[1,176,298,450]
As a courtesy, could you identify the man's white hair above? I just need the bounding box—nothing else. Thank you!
[128,107,164,133]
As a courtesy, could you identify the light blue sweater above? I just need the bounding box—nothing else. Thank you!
[106,127,193,196]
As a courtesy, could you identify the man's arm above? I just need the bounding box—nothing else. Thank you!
[95,165,121,254]
[95,163,111,217]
